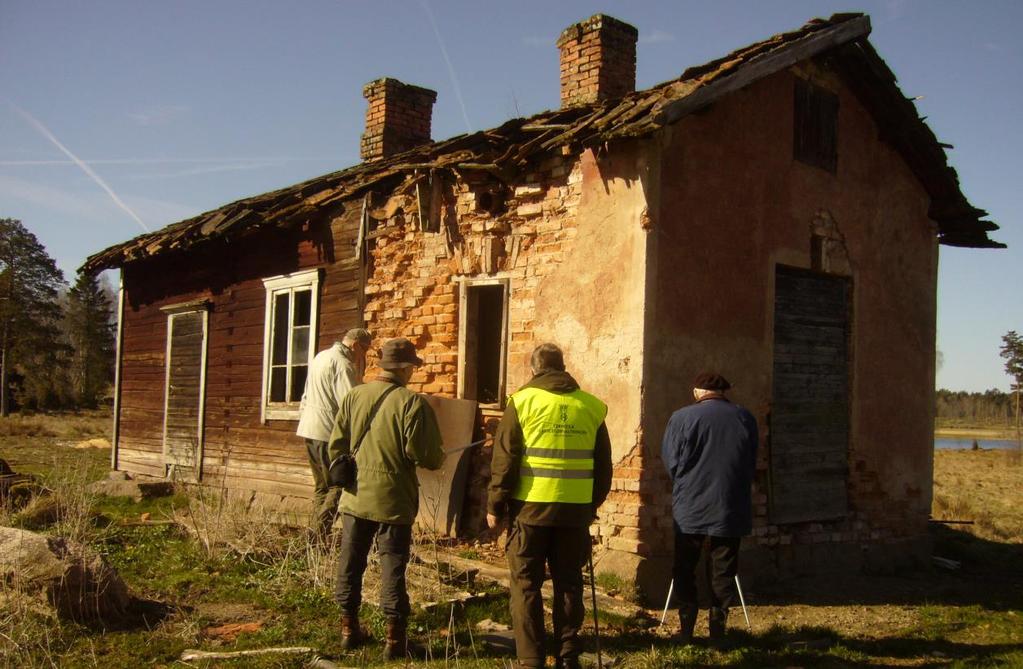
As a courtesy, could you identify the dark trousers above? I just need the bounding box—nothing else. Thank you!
[305,439,342,538]
[334,513,413,620]
[507,522,590,668]
[673,526,741,610]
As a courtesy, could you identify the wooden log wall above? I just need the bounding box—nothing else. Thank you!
[116,207,363,497]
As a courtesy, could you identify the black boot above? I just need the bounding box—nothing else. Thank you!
[677,604,698,645]
[555,657,582,669]
[708,607,729,645]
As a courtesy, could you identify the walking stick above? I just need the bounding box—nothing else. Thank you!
[659,578,675,626]
[443,437,491,454]
[734,574,752,633]
[587,549,603,669]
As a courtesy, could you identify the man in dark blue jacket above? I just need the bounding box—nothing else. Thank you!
[661,372,758,644]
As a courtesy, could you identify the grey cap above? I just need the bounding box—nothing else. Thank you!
[343,328,372,345]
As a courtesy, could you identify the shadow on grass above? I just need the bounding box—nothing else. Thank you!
[593,625,1023,668]
[321,622,1023,668]
[750,525,1023,613]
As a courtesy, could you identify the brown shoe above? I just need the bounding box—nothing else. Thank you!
[340,614,365,650]
[383,618,407,661]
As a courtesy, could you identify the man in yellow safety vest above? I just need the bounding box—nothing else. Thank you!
[487,343,613,669]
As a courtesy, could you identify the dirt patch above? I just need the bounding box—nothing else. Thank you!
[203,620,264,641]
[72,438,111,449]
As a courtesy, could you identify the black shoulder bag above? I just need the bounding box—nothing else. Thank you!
[327,384,398,489]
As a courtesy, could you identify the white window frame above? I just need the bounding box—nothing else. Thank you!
[456,276,510,410]
[261,269,320,421]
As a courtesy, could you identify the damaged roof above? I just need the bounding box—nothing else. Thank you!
[83,13,1001,273]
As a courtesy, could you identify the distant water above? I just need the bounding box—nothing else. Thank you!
[934,437,1018,450]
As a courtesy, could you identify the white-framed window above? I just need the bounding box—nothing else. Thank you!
[261,269,320,421]
[457,277,510,408]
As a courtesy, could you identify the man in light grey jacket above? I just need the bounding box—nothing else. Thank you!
[297,327,372,541]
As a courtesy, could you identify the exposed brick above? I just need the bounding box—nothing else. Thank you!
[557,14,638,107]
[361,78,438,161]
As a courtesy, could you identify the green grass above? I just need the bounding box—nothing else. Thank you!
[595,570,640,604]
[3,412,1023,668]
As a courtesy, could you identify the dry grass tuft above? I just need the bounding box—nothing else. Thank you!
[0,451,107,667]
[0,584,63,669]
[0,410,110,441]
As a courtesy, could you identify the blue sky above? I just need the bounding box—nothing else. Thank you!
[2,1,1020,392]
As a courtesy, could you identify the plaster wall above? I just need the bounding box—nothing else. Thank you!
[642,63,938,578]
[531,147,649,467]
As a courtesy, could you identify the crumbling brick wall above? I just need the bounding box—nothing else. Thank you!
[353,153,590,536]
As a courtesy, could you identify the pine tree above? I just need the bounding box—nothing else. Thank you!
[1000,330,1023,439]
[0,218,67,415]
[66,269,116,408]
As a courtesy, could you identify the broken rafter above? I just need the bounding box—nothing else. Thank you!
[520,123,572,131]
[455,162,501,171]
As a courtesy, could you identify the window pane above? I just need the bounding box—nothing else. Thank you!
[290,365,308,402]
[270,367,287,402]
[272,292,290,365]
[293,289,312,327]
[291,325,310,368]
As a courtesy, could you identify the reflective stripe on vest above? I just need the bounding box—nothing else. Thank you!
[511,386,608,504]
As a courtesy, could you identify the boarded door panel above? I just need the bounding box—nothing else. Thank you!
[164,310,207,476]
[770,267,850,523]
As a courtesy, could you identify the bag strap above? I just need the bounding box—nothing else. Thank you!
[350,384,399,457]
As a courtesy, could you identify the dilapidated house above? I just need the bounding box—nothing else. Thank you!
[84,13,1001,594]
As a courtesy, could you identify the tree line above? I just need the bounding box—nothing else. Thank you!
[936,388,1017,426]
[0,218,115,415]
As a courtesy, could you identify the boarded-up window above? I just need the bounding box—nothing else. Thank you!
[162,307,208,478]
[770,266,850,523]
[262,269,320,420]
[794,78,838,173]
[458,279,508,407]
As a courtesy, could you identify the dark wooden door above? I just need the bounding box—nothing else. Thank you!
[770,266,850,523]
[163,310,207,479]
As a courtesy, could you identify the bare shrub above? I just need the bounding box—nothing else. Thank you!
[42,461,100,546]
[173,485,299,562]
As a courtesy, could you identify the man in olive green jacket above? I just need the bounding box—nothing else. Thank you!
[327,337,445,659]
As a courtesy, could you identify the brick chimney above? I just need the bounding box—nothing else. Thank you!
[557,14,639,108]
[360,78,438,161]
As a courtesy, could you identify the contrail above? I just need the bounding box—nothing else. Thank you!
[0,156,337,166]
[419,0,473,134]
[10,104,150,233]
